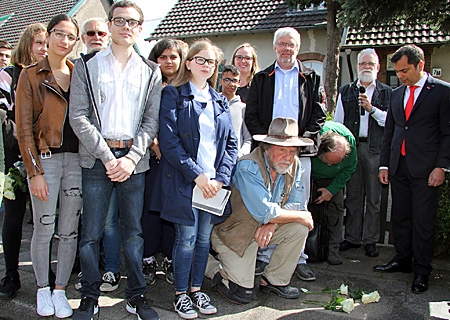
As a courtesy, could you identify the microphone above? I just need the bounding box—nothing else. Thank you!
[359,85,366,115]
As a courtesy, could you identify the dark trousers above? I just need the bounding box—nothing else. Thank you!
[390,156,438,276]
[2,153,27,276]
[142,210,175,259]
[142,156,175,259]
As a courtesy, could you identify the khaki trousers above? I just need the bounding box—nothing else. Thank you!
[209,222,309,289]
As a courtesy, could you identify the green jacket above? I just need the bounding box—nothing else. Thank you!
[311,121,357,195]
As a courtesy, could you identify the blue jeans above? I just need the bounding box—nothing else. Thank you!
[102,187,121,273]
[79,159,146,299]
[29,153,82,287]
[173,208,214,293]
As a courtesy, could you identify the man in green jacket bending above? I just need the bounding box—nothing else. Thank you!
[311,121,357,265]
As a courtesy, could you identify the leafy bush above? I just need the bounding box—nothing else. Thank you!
[435,175,450,258]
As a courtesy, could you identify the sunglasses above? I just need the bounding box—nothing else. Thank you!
[85,31,108,37]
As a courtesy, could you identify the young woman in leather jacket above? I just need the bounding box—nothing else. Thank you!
[15,14,82,318]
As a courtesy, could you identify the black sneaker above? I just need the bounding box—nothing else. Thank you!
[190,291,217,315]
[173,293,197,319]
[143,258,157,285]
[126,295,159,320]
[162,258,174,284]
[0,274,21,300]
[73,296,99,320]
[99,271,120,292]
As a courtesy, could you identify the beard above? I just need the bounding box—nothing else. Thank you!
[279,57,294,64]
[272,161,293,175]
[358,70,376,83]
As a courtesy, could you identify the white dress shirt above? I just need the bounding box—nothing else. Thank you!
[97,46,151,140]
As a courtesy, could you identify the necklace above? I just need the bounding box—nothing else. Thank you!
[53,70,70,81]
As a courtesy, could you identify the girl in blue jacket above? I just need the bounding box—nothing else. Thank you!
[158,39,238,319]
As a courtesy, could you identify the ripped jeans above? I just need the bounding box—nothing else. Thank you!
[29,152,82,288]
[173,208,214,293]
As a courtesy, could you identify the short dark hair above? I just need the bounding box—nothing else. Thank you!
[148,38,185,63]
[108,0,144,24]
[148,39,187,83]
[221,64,240,77]
[391,44,424,67]
[0,39,13,50]
[47,14,79,37]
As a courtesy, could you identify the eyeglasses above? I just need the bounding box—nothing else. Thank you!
[49,29,78,42]
[85,30,108,37]
[358,62,377,67]
[276,42,297,49]
[222,78,239,85]
[235,55,253,62]
[111,17,140,28]
[189,56,218,67]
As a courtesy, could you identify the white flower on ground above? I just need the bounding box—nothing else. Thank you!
[339,284,348,295]
[341,298,354,313]
[361,291,381,304]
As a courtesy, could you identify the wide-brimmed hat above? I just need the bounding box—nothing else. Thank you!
[253,117,314,147]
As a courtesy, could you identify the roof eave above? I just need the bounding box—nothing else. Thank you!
[146,24,326,41]
[67,0,87,16]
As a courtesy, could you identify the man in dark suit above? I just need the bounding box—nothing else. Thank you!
[374,45,450,294]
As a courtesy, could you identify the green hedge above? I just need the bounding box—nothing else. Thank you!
[436,175,450,258]
[434,174,450,258]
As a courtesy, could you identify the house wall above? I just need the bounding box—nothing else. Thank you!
[340,45,450,92]
[430,46,450,83]
[179,27,328,72]
[69,0,110,58]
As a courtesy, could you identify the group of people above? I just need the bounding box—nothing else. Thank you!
[0,0,448,319]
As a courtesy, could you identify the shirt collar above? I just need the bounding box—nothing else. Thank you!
[275,60,299,73]
[189,81,210,99]
[410,73,428,89]
[98,45,140,64]
[357,78,377,90]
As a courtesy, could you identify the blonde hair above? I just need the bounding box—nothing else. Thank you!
[11,23,47,67]
[172,38,223,89]
[231,42,259,85]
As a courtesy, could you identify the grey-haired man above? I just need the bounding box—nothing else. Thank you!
[209,117,313,304]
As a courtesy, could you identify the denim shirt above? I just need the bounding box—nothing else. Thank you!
[232,152,304,225]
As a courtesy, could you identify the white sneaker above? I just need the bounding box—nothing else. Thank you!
[52,289,73,318]
[37,287,54,316]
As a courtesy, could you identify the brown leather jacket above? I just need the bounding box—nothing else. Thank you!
[15,57,73,177]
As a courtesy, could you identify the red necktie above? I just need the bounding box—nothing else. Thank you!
[401,85,419,156]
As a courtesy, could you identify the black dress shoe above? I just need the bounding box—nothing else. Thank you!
[364,244,379,257]
[259,276,299,299]
[339,240,361,251]
[373,261,412,273]
[411,274,428,294]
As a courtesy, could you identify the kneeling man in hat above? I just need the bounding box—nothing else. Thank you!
[209,117,314,304]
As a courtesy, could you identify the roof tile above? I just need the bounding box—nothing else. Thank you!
[0,0,79,45]
[345,20,450,47]
[150,0,327,40]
